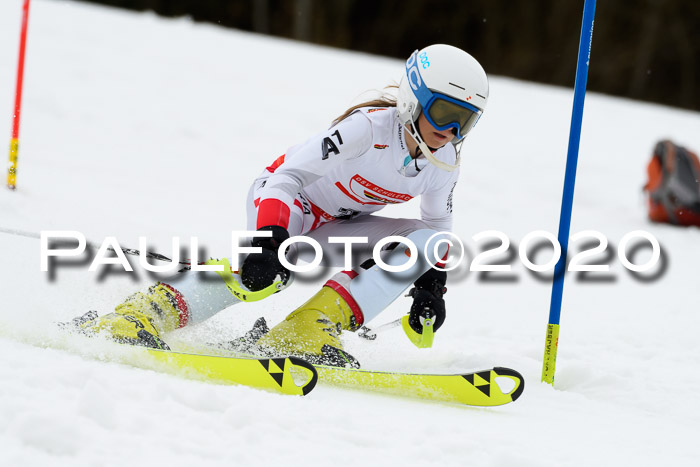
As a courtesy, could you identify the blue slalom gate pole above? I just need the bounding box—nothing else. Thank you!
[542,0,597,385]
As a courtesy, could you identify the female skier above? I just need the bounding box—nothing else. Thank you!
[77,44,489,367]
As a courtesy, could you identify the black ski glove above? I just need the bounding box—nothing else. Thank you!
[408,268,447,334]
[240,226,291,292]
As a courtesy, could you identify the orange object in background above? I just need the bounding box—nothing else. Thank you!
[644,140,700,226]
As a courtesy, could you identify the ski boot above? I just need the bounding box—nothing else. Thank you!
[70,283,188,350]
[250,285,362,368]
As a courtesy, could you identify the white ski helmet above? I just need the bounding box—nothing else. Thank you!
[397,44,489,171]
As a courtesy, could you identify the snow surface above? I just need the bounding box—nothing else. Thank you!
[1,1,700,466]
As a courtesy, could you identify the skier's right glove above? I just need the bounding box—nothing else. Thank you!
[407,268,447,334]
[240,225,291,292]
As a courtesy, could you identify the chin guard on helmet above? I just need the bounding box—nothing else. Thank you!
[404,117,463,172]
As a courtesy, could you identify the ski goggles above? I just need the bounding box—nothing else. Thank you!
[405,50,482,139]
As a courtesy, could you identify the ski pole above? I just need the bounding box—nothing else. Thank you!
[358,286,439,348]
[359,315,434,349]
[0,226,187,265]
[0,225,287,302]
[7,0,31,190]
[358,318,402,340]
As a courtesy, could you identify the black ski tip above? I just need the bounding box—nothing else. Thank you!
[220,317,271,354]
[136,329,171,351]
[251,317,269,334]
[286,356,319,396]
[319,344,361,369]
[58,310,99,331]
[493,367,525,402]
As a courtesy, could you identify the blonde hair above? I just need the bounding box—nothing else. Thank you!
[332,85,398,126]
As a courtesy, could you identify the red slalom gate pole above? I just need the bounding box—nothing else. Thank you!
[7,0,31,190]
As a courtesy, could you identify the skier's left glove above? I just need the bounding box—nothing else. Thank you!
[240,225,291,292]
[407,268,447,334]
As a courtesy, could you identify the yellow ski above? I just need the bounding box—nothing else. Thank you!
[182,341,524,406]
[314,365,523,407]
[139,348,318,396]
